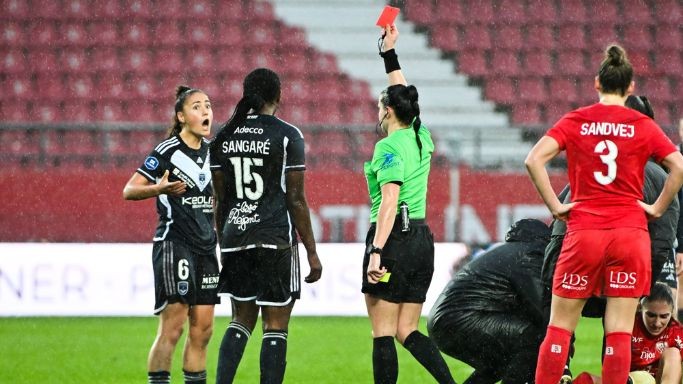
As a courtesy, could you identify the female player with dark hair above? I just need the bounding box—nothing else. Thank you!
[123,86,219,384]
[526,45,683,384]
[210,68,322,384]
[363,24,455,384]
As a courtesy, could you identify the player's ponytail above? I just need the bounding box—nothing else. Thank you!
[167,85,202,138]
[382,84,423,159]
[406,85,423,160]
[210,68,281,156]
[597,44,633,96]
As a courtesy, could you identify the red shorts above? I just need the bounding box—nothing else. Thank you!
[552,228,651,299]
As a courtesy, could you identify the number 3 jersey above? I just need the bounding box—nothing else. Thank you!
[546,103,676,230]
[210,114,305,252]
[136,134,216,253]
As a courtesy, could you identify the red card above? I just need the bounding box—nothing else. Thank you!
[375,5,400,27]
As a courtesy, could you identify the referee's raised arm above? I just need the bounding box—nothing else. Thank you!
[380,24,407,86]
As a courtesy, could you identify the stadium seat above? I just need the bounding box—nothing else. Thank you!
[1,0,30,20]
[63,0,90,20]
[188,49,214,71]
[96,74,126,101]
[149,22,183,47]
[4,75,34,98]
[121,0,154,20]
[152,50,186,75]
[31,0,62,19]
[639,77,673,100]
[66,75,96,99]
[517,78,547,103]
[34,74,65,101]
[244,1,276,22]
[585,25,620,51]
[653,51,683,76]
[484,77,517,105]
[187,24,213,45]
[654,103,674,126]
[249,22,277,49]
[2,22,25,47]
[495,26,524,50]
[457,50,489,77]
[34,104,60,122]
[576,78,599,105]
[62,102,94,123]
[353,131,379,161]
[309,103,343,126]
[95,101,125,122]
[494,0,526,24]
[628,51,652,76]
[621,25,653,52]
[548,78,579,103]
[462,24,492,50]
[279,25,309,50]
[653,25,682,50]
[1,50,26,74]
[430,28,461,53]
[544,101,575,124]
[90,47,120,72]
[0,129,40,156]
[120,22,152,46]
[247,52,280,72]
[60,23,89,47]
[557,25,587,50]
[342,99,376,125]
[187,0,213,20]
[466,0,495,24]
[124,102,156,123]
[587,2,618,24]
[0,101,31,122]
[91,0,121,19]
[214,23,244,49]
[88,21,119,46]
[127,76,160,99]
[277,47,308,77]
[26,21,59,47]
[525,0,558,23]
[511,103,543,125]
[61,49,89,72]
[490,51,522,76]
[653,0,683,24]
[521,51,553,77]
[557,0,588,24]
[556,50,588,76]
[309,52,340,75]
[434,0,465,25]
[621,1,654,24]
[403,1,433,26]
[279,104,311,125]
[525,25,554,50]
[312,131,350,156]
[121,49,153,72]
[215,0,244,21]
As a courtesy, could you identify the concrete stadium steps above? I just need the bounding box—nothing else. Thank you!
[271,0,531,167]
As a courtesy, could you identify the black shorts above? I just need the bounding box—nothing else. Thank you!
[361,219,434,303]
[218,245,300,306]
[152,240,220,314]
[656,248,677,289]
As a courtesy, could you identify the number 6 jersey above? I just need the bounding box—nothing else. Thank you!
[546,103,677,231]
[210,114,306,252]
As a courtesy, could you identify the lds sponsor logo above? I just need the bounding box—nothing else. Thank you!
[609,271,637,289]
[561,273,588,290]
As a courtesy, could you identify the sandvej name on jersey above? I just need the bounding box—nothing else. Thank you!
[580,122,635,138]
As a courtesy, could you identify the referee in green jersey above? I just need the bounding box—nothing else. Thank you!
[362,24,455,384]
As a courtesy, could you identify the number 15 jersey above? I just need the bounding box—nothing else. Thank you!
[546,103,676,230]
[210,114,306,252]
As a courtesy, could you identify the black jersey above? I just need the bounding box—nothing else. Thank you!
[210,114,306,252]
[137,134,216,253]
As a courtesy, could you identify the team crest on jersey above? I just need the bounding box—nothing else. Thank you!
[199,173,206,183]
[144,156,159,170]
[177,281,189,296]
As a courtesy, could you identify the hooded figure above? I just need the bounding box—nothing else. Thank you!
[427,218,551,384]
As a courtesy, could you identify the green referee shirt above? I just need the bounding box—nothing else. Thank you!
[364,125,434,223]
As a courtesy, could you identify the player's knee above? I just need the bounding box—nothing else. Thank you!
[395,326,418,344]
[662,347,682,365]
[160,323,184,345]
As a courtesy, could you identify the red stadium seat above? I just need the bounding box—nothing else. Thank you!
[511,103,543,125]
[152,50,186,74]
[653,0,683,24]
[62,102,94,123]
[91,0,121,19]
[245,1,276,22]
[313,77,344,103]
[127,76,160,99]
[90,47,120,72]
[149,22,183,47]
[621,25,653,52]
[188,49,214,71]
[121,0,154,19]
[2,22,25,47]
[247,52,279,71]
[525,25,554,50]
[556,50,588,76]
[63,0,90,20]
[557,0,588,24]
[215,0,244,21]
[0,129,40,155]
[495,26,524,50]
[653,51,683,76]
[187,24,213,45]
[215,23,244,49]
[621,1,654,24]
[495,0,527,24]
[628,51,652,76]
[1,51,26,74]
[155,0,184,19]
[312,131,350,156]
[576,78,599,105]
[120,22,152,46]
[95,101,125,122]
[462,25,492,50]
[35,74,65,100]
[34,104,60,122]
[249,22,277,49]
[66,75,96,99]
[466,0,495,24]
[1,0,30,20]
[490,51,522,76]
[525,0,557,23]
[31,0,62,19]
[544,101,575,124]
[279,104,311,125]
[518,78,547,103]
[522,51,553,77]
[277,47,308,77]
[88,22,119,46]
[639,77,673,100]
[0,101,31,122]
[61,49,89,72]
[654,104,673,127]
[28,50,61,73]
[187,0,213,20]
[124,102,156,123]
[587,2,618,24]
[457,50,488,77]
[484,77,517,105]
[279,25,308,50]
[60,23,89,46]
[342,98,375,125]
[431,27,461,52]
[548,78,579,102]
[404,2,434,26]
[557,25,587,50]
[309,52,340,75]
[434,0,465,25]
[282,76,314,104]
[26,21,59,47]
[4,75,34,98]
[653,25,682,50]
[121,49,153,72]
[310,103,343,126]
[96,74,127,101]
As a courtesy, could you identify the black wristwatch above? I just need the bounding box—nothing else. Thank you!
[365,244,383,256]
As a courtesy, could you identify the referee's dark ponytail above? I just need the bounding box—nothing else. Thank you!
[381,84,423,159]
[211,68,281,155]
[168,85,203,138]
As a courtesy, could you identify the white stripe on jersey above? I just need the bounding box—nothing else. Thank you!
[156,137,180,155]
[220,244,278,252]
[153,195,173,241]
[137,168,155,182]
[290,244,300,293]
[155,136,178,152]
[281,136,288,194]
[275,117,304,139]
[285,165,305,169]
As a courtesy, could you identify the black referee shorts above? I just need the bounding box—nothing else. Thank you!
[361,218,434,303]
[152,240,220,315]
[218,245,301,306]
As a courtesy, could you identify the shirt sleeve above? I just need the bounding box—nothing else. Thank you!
[136,150,164,183]
[285,133,306,172]
[372,139,404,186]
[545,117,571,150]
[647,121,677,163]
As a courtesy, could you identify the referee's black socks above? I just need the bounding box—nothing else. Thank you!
[402,331,456,384]
[373,336,398,384]
[216,321,252,383]
[261,330,288,384]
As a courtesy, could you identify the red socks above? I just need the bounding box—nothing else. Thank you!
[602,332,631,384]
[572,372,595,384]
[535,325,572,384]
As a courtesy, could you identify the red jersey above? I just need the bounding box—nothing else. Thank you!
[630,315,683,376]
[546,103,676,230]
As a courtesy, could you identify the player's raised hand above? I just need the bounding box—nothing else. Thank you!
[382,24,398,51]
[304,251,322,283]
[158,170,187,196]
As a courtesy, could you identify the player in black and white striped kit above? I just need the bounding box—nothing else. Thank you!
[123,86,219,384]
[210,68,322,384]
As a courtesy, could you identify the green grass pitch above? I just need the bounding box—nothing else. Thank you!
[0,316,605,383]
